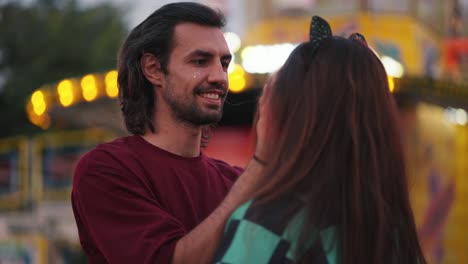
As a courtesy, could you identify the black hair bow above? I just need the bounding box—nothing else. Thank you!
[309,16,369,53]
[309,16,332,54]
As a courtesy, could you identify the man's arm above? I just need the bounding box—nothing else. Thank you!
[171,159,263,264]
[73,149,189,263]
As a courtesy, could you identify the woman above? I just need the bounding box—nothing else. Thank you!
[214,16,426,264]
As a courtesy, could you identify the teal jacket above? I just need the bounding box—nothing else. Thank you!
[213,200,340,264]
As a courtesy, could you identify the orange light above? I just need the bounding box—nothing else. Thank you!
[57,79,75,107]
[105,70,119,98]
[81,74,98,102]
[388,76,395,93]
[31,90,46,115]
[228,64,247,93]
[27,103,50,129]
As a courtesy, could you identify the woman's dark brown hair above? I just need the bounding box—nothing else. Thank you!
[253,37,426,263]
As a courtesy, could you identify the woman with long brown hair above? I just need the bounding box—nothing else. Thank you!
[213,16,426,263]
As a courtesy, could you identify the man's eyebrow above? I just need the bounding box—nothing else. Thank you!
[186,49,232,61]
[187,49,213,58]
[221,54,232,61]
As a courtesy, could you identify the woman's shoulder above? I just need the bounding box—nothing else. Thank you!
[216,199,340,264]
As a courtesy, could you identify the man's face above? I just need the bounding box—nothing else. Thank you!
[159,23,231,126]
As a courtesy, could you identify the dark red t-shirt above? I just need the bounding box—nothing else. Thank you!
[71,135,241,263]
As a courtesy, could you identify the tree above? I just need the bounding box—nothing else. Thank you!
[0,0,127,136]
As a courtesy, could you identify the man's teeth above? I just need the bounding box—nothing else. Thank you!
[200,93,220,99]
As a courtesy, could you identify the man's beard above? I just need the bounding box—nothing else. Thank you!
[163,84,226,126]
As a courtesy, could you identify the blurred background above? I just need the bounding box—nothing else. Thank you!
[0,0,467,263]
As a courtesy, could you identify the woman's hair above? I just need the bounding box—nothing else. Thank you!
[117,2,225,135]
[253,36,426,263]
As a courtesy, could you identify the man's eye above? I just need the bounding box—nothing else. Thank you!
[194,59,207,66]
[221,61,230,69]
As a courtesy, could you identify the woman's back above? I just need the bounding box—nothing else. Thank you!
[215,199,340,264]
[214,16,427,264]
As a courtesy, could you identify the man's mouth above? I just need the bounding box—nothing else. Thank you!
[199,92,221,100]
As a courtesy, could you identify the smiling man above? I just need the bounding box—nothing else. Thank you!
[71,2,262,264]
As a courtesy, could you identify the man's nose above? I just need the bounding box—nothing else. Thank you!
[207,63,228,88]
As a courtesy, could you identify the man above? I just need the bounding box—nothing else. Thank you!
[71,2,261,263]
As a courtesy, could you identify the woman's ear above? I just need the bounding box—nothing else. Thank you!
[140,53,164,87]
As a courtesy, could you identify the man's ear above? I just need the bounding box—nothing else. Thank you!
[141,53,164,87]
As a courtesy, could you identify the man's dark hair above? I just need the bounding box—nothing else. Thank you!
[117,2,226,135]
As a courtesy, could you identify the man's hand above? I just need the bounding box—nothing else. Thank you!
[171,158,264,264]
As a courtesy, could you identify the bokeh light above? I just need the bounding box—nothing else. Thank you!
[31,90,46,116]
[81,74,98,102]
[57,79,75,107]
[105,70,119,98]
[228,64,247,93]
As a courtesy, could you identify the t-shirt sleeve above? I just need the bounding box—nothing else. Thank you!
[212,159,243,182]
[72,149,186,264]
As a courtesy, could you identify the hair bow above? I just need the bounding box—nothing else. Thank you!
[349,32,368,46]
[309,16,332,54]
[309,16,369,53]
